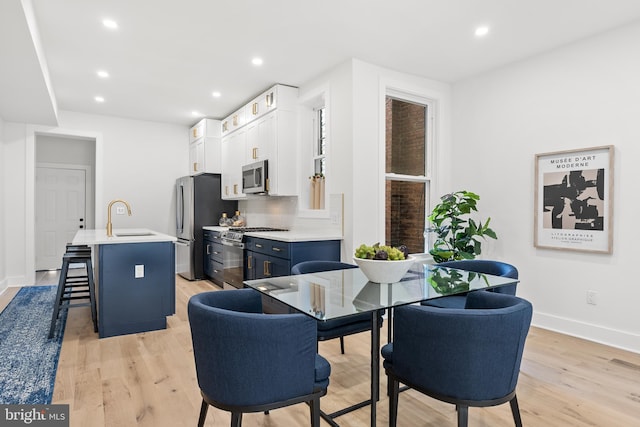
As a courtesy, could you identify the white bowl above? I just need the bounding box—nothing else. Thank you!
[353,255,415,283]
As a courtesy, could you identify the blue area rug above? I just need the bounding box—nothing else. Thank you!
[0,286,67,404]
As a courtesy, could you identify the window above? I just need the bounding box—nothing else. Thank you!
[314,107,326,176]
[385,95,432,254]
[299,90,328,214]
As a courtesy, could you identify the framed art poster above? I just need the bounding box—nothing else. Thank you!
[534,145,614,253]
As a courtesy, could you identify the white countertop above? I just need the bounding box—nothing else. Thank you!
[73,228,177,245]
[202,226,342,242]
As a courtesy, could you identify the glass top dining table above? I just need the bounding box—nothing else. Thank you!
[244,260,519,427]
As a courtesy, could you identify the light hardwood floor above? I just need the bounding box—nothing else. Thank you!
[3,276,639,426]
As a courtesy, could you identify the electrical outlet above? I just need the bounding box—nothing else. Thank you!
[116,206,126,215]
[586,290,598,305]
[135,264,144,278]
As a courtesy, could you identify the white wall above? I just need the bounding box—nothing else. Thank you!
[2,111,188,285]
[452,22,640,352]
[3,123,28,286]
[55,111,188,233]
[0,116,6,294]
[250,59,453,261]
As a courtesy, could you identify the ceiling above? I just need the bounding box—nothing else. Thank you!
[3,0,640,127]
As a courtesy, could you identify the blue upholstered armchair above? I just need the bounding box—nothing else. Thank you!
[422,259,519,309]
[382,291,532,427]
[291,261,384,354]
[188,288,331,427]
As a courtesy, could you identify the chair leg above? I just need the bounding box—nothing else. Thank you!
[510,395,523,427]
[388,376,399,427]
[48,259,70,339]
[340,336,345,354]
[197,399,208,427]
[456,405,468,427]
[310,397,320,427]
[230,412,242,427]
[86,259,98,333]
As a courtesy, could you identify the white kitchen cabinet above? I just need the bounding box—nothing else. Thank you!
[189,119,222,175]
[221,106,246,137]
[221,129,246,199]
[220,84,298,195]
[246,110,297,196]
[245,117,269,162]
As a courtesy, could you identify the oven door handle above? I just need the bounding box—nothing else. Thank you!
[221,240,245,249]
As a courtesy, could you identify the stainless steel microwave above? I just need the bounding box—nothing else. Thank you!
[242,160,268,194]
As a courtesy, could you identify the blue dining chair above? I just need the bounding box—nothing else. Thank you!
[291,260,384,355]
[382,291,532,427]
[188,288,331,427]
[422,259,519,309]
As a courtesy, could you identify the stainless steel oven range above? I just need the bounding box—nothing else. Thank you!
[219,227,288,289]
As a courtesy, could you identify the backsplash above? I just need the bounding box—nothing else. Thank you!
[238,195,342,235]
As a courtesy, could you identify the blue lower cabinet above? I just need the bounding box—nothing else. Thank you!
[98,242,175,338]
[203,230,223,285]
[244,237,340,314]
[244,237,340,280]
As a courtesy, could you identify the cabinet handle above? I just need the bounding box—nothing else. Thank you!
[193,128,198,138]
[222,121,228,132]
[233,115,238,126]
[193,162,198,171]
[213,251,220,255]
[272,247,281,252]
[247,255,252,269]
[225,186,229,196]
[233,184,238,194]
[252,147,257,159]
[264,260,271,276]
[206,245,211,255]
[213,269,220,274]
[255,244,263,248]
[266,178,270,192]
[266,92,273,107]
[252,103,258,115]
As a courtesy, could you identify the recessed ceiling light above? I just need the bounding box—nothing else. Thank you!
[475,26,489,37]
[102,19,118,29]
[94,96,105,103]
[212,91,221,98]
[192,111,203,117]
[251,57,263,66]
[97,70,109,78]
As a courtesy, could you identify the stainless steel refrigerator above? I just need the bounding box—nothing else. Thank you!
[175,174,237,280]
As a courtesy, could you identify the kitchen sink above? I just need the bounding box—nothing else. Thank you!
[115,231,155,237]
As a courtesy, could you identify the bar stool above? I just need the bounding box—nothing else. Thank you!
[48,244,98,338]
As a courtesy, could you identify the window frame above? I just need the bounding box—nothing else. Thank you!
[384,90,435,253]
[298,86,331,218]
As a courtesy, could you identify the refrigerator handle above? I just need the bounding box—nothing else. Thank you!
[177,183,184,233]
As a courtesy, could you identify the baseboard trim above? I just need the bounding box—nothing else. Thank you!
[533,311,640,354]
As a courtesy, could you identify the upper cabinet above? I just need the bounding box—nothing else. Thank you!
[221,106,246,137]
[221,128,247,199]
[188,118,222,175]
[221,84,299,199]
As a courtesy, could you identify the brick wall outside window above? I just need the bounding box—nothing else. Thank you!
[385,98,427,254]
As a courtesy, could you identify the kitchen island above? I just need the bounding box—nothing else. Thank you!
[73,228,177,338]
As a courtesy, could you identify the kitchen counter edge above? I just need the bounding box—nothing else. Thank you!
[202,226,343,243]
[73,228,177,245]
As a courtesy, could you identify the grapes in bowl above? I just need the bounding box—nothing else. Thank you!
[354,243,414,283]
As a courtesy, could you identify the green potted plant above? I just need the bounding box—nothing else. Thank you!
[425,190,497,263]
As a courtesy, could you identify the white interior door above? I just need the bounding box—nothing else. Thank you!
[35,167,86,270]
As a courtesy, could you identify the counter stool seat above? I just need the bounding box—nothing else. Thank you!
[48,246,97,339]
